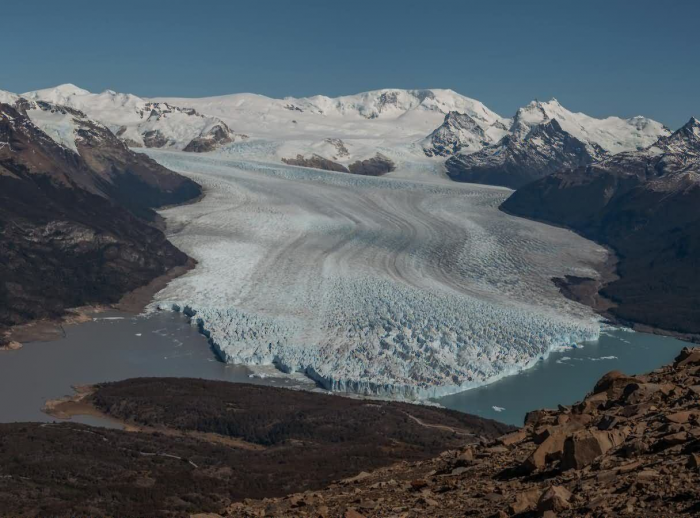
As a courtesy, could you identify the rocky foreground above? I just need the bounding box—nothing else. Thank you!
[0,379,510,517]
[229,348,700,517]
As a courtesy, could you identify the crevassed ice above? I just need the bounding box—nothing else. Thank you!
[147,150,606,399]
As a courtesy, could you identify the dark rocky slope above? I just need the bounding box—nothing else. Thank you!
[282,153,349,172]
[0,102,201,343]
[502,118,700,336]
[235,347,700,517]
[0,379,511,516]
[14,99,202,219]
[446,119,605,189]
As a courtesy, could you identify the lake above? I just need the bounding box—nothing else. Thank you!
[436,327,687,425]
[0,312,688,428]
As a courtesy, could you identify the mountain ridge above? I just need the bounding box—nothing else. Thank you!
[13,85,669,171]
[502,116,700,337]
[0,99,201,344]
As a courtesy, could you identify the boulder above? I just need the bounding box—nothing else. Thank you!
[524,409,549,426]
[538,485,573,512]
[593,371,639,397]
[523,430,568,471]
[623,383,675,404]
[509,488,540,514]
[498,428,529,446]
[561,429,628,470]
[666,411,696,424]
[653,431,689,451]
[675,348,700,368]
[410,479,428,491]
[688,453,700,470]
[455,447,474,465]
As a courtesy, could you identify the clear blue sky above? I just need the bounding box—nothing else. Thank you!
[3,0,698,128]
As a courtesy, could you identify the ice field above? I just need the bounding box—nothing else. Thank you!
[146,150,608,399]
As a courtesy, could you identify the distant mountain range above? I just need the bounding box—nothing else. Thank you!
[4,85,671,184]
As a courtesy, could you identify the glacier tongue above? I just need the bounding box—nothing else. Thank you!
[147,150,605,400]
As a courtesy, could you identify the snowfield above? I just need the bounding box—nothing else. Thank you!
[145,150,607,399]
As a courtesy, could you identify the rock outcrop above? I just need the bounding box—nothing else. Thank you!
[183,121,235,152]
[282,154,349,172]
[348,153,395,176]
[502,117,700,336]
[231,347,700,517]
[282,153,395,176]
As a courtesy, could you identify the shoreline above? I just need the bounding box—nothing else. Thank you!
[43,385,267,450]
[2,257,197,348]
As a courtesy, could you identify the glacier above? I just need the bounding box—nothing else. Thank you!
[145,149,606,400]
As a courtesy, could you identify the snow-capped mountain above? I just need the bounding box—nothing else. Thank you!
[441,98,670,189]
[153,88,505,133]
[510,99,670,154]
[647,116,700,167]
[21,84,243,152]
[0,97,200,344]
[446,119,607,188]
[0,92,200,210]
[17,85,508,169]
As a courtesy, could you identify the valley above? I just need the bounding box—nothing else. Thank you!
[1,82,698,517]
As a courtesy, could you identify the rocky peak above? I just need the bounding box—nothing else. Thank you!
[512,100,551,128]
[376,91,400,112]
[423,111,490,157]
[633,116,700,177]
[443,110,482,130]
[525,117,563,138]
[673,116,700,144]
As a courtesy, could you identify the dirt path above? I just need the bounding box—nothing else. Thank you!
[403,412,475,437]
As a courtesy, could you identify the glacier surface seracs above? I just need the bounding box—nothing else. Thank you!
[147,150,606,399]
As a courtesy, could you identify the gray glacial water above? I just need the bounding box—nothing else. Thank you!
[436,327,688,426]
[0,312,688,428]
[0,311,314,426]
